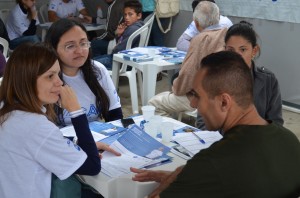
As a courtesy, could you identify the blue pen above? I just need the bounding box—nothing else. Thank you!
[192,132,206,144]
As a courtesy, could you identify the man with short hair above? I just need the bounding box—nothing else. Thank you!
[131,51,300,198]
[148,1,227,118]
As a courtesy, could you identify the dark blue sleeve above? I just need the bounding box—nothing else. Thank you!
[105,107,123,122]
[23,19,37,36]
[72,114,101,175]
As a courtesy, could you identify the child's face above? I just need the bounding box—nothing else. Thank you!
[123,7,141,26]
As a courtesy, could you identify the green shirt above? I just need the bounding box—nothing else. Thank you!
[161,123,300,198]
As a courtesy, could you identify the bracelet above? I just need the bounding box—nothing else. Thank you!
[70,109,85,118]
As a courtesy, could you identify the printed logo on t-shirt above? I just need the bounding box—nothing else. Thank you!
[87,104,99,117]
[66,138,81,151]
[73,144,81,151]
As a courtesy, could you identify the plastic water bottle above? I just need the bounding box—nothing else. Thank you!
[96,6,106,24]
[97,6,103,19]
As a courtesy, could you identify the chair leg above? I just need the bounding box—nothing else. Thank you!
[178,112,183,121]
[127,69,139,114]
[137,70,143,99]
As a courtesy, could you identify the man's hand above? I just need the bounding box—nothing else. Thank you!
[130,167,171,183]
[130,166,184,198]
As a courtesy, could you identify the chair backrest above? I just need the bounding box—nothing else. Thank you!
[119,13,155,73]
[143,13,155,46]
[0,9,9,23]
[39,4,49,23]
[0,37,9,58]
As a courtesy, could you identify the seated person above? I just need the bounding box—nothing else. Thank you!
[91,0,130,57]
[0,18,10,52]
[45,19,123,126]
[176,0,232,52]
[48,0,92,23]
[0,43,120,197]
[93,0,144,70]
[148,1,227,118]
[5,0,40,50]
[0,53,6,77]
[196,21,283,129]
[131,51,300,198]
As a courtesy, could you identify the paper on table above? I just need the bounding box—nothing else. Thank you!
[101,141,153,177]
[173,131,223,156]
[60,125,107,142]
[100,125,171,178]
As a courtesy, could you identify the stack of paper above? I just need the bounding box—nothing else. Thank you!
[172,131,223,157]
[101,125,171,178]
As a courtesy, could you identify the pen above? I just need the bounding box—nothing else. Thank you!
[192,132,206,144]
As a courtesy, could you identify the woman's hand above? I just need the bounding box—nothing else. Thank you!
[96,142,121,158]
[59,85,81,112]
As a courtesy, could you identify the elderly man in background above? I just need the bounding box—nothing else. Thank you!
[148,1,227,118]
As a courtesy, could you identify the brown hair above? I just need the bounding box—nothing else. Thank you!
[0,43,58,124]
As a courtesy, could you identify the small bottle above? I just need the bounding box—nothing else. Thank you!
[97,6,103,19]
[96,6,106,24]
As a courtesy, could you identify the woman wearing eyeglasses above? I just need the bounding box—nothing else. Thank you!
[45,19,123,126]
[5,0,40,50]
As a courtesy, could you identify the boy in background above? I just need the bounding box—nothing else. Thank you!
[93,0,144,70]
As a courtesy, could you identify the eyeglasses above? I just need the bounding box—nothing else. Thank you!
[62,41,91,53]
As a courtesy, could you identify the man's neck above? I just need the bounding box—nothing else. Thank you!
[222,105,268,133]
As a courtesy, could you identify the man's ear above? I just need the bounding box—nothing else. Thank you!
[194,19,203,32]
[219,93,231,112]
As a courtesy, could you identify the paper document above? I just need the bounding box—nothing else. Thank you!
[173,131,223,156]
[101,125,171,178]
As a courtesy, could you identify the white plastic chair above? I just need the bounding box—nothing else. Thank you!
[0,9,9,23]
[109,13,155,114]
[39,4,49,23]
[0,37,9,58]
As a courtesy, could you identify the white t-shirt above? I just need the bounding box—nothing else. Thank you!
[62,61,121,125]
[48,0,85,18]
[184,15,233,38]
[0,110,87,198]
[6,4,40,40]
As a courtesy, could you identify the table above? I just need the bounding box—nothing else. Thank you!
[111,51,181,113]
[81,116,188,198]
[39,22,106,41]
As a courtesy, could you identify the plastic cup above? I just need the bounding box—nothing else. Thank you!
[148,115,162,136]
[141,105,155,121]
[161,122,174,143]
[144,122,157,138]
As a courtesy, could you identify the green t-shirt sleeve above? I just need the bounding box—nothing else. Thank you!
[161,152,223,198]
